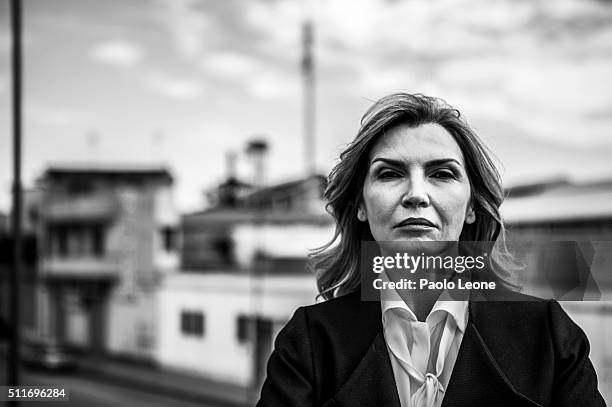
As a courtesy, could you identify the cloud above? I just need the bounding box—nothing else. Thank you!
[243,0,301,51]
[90,41,143,67]
[145,71,203,100]
[152,0,303,102]
[201,51,260,79]
[354,65,415,96]
[299,0,612,147]
[246,71,299,101]
[153,0,211,59]
[26,102,95,127]
[308,0,612,73]
[88,0,612,148]
[494,57,612,143]
[198,50,298,101]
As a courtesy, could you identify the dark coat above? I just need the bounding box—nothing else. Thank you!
[256,288,605,407]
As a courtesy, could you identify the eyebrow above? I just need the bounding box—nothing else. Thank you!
[370,157,463,168]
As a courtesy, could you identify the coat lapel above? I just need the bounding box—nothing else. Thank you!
[332,331,401,407]
[441,305,543,407]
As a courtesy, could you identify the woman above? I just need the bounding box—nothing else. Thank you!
[256,93,605,407]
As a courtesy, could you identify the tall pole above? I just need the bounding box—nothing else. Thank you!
[302,18,316,176]
[245,139,268,393]
[9,0,23,394]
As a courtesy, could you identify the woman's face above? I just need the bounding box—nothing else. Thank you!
[359,123,474,243]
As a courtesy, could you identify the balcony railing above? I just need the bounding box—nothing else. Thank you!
[42,257,119,280]
[44,195,119,222]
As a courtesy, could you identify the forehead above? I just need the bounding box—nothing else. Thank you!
[368,123,465,164]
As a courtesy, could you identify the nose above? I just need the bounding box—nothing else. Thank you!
[401,174,430,208]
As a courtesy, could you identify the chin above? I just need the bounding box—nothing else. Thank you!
[384,237,453,256]
[392,231,437,241]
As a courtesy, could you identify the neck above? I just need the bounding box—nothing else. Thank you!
[386,242,461,322]
[397,273,446,322]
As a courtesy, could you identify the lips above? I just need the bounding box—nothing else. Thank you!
[395,217,437,228]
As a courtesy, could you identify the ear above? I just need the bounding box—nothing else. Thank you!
[357,203,367,222]
[465,205,476,225]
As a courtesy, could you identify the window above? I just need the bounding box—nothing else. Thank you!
[66,178,93,196]
[92,224,104,257]
[212,237,234,265]
[161,226,177,252]
[180,311,205,337]
[28,208,39,226]
[236,315,273,344]
[237,315,249,343]
[57,226,68,257]
[48,223,105,258]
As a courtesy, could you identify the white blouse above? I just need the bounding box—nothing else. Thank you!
[381,285,468,407]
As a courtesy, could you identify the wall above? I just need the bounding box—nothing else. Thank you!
[155,273,318,385]
[232,223,334,268]
[153,186,179,273]
[104,187,157,357]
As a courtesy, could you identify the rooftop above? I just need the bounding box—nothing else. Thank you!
[501,179,612,224]
[41,163,173,182]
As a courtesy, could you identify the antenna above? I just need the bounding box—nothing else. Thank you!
[246,138,269,188]
[226,150,237,180]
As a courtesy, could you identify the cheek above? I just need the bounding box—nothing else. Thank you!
[436,186,471,225]
[363,185,397,221]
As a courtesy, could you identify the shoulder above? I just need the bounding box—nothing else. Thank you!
[261,292,384,405]
[470,289,593,375]
[468,287,586,374]
[300,290,381,333]
[470,286,563,339]
[302,290,366,319]
[281,290,382,360]
[470,284,551,323]
[469,291,601,401]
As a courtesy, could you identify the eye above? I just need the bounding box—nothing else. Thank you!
[430,169,456,180]
[378,169,401,179]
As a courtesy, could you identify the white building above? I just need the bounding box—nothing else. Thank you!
[156,273,318,386]
[155,175,332,387]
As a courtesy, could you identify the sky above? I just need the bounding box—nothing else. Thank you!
[0,0,612,213]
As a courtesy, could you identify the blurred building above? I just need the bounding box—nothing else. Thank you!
[182,174,328,271]
[36,165,179,359]
[503,178,612,237]
[502,178,612,299]
[156,174,332,387]
[502,178,612,401]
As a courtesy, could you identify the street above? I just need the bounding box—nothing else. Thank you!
[0,367,221,407]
